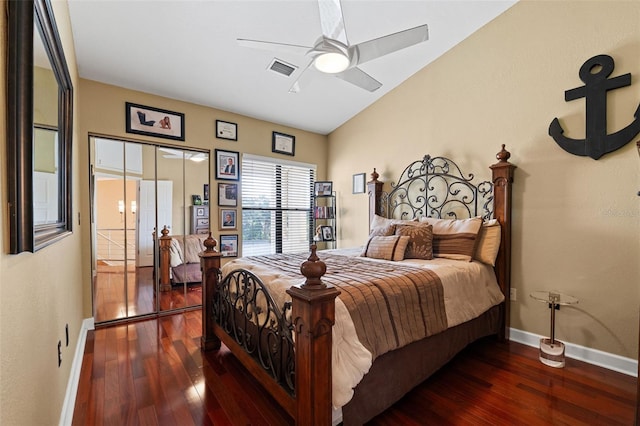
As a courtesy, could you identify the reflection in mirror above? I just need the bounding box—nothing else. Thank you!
[33,20,61,227]
[156,147,210,312]
[157,147,187,311]
[184,149,209,309]
[90,136,209,324]
[33,126,59,225]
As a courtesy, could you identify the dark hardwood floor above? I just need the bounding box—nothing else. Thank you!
[94,264,202,323]
[72,311,637,425]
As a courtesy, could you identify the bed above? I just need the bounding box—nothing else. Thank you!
[198,145,516,425]
[156,227,206,291]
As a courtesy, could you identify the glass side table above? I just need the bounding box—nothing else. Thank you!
[530,291,579,368]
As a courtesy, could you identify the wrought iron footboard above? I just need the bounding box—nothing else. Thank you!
[213,269,296,396]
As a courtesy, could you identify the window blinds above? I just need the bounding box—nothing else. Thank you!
[241,155,315,256]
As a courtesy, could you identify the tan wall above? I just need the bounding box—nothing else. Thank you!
[0,1,85,424]
[329,0,640,359]
[78,79,328,316]
[95,179,137,230]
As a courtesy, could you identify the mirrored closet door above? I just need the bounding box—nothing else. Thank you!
[90,136,209,324]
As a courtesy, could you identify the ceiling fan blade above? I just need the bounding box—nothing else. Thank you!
[352,24,429,65]
[237,38,311,56]
[317,0,348,45]
[335,67,382,92]
[288,61,315,94]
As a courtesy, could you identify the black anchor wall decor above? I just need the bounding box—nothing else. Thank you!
[549,54,640,160]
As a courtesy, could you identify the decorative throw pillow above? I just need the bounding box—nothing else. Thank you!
[473,219,501,266]
[394,224,433,260]
[369,223,396,237]
[419,216,483,261]
[361,235,410,261]
[370,214,417,235]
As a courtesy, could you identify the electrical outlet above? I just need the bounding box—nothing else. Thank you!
[510,288,517,301]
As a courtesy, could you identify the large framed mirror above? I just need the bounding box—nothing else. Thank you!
[7,0,73,253]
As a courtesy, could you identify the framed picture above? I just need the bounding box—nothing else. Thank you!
[215,149,239,181]
[216,120,237,141]
[220,234,238,257]
[320,225,334,242]
[220,209,237,230]
[125,102,185,141]
[272,131,295,156]
[203,184,210,204]
[352,173,366,194]
[218,183,237,207]
[314,181,333,197]
[195,207,206,217]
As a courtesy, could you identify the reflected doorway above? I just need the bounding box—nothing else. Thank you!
[90,136,210,324]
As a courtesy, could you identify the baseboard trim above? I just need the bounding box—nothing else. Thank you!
[509,327,638,377]
[59,317,95,426]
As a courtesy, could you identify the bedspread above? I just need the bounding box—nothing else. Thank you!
[244,253,448,360]
[221,249,504,408]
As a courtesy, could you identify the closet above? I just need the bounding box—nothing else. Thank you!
[90,136,209,323]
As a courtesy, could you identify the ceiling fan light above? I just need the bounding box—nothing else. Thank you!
[314,52,349,74]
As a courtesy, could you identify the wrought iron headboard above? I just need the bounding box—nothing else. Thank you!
[378,155,494,221]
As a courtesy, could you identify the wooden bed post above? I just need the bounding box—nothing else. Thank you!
[490,145,516,341]
[367,168,383,229]
[199,233,222,351]
[158,226,173,292]
[287,246,340,426]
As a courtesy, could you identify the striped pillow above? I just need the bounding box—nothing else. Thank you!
[361,235,410,261]
[419,217,483,261]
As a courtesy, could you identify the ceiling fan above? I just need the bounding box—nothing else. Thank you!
[237,0,429,93]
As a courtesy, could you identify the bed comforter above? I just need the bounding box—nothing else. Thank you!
[221,247,504,408]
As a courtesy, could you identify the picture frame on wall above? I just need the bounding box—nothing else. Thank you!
[220,209,237,230]
[352,173,366,194]
[218,182,237,207]
[220,234,238,257]
[215,149,239,181]
[314,181,333,197]
[125,102,185,141]
[203,184,210,204]
[272,131,295,156]
[216,120,238,141]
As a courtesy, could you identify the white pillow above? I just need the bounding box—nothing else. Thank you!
[169,238,184,267]
[370,214,417,235]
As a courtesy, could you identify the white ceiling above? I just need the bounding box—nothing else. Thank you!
[67,0,515,135]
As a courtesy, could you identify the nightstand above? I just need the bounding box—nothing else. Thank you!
[530,291,579,368]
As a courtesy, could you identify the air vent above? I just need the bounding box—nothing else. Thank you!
[268,58,297,77]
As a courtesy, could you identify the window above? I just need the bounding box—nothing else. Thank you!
[242,154,316,256]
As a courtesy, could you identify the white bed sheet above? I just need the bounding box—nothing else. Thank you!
[221,247,505,409]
